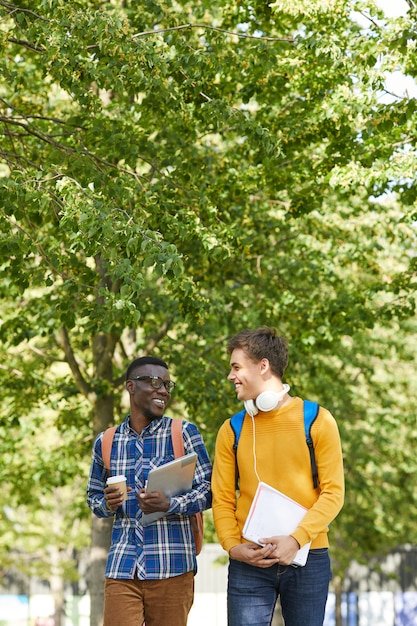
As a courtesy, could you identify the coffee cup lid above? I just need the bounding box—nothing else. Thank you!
[106,475,127,485]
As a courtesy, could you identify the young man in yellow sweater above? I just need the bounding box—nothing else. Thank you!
[212,327,344,626]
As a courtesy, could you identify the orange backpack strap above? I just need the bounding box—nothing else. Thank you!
[170,418,204,555]
[102,426,117,472]
[171,418,185,458]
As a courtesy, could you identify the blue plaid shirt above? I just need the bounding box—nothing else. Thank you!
[86,415,212,580]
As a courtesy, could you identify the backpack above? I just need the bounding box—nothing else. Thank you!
[101,419,204,556]
[230,400,320,489]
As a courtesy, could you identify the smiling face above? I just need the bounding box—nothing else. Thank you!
[126,363,172,425]
[227,348,268,402]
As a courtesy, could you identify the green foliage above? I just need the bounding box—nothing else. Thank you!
[0,0,417,611]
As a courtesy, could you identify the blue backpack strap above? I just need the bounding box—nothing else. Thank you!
[303,400,320,489]
[230,409,246,489]
[230,409,246,450]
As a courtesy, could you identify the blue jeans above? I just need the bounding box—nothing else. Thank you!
[227,548,331,626]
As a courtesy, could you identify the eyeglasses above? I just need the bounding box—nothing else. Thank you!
[129,375,176,392]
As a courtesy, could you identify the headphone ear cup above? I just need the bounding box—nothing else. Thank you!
[244,399,258,416]
[256,391,280,412]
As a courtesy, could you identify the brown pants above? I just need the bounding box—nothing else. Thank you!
[103,572,195,626]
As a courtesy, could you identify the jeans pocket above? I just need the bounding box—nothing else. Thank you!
[307,548,332,581]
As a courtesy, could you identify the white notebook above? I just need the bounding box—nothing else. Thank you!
[142,452,197,525]
[243,481,311,566]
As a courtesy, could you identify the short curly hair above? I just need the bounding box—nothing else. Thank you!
[125,356,169,381]
[227,327,288,379]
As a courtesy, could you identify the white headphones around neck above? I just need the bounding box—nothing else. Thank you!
[244,384,290,416]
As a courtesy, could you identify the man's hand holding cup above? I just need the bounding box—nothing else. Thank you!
[105,475,130,512]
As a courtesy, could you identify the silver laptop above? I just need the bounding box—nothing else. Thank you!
[142,452,197,525]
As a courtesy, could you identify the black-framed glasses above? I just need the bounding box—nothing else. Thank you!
[129,375,176,392]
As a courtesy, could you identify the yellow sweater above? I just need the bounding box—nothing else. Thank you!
[212,397,344,554]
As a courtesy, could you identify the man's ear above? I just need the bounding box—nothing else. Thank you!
[259,358,270,375]
[126,380,134,394]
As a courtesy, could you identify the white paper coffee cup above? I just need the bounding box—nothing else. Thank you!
[106,475,128,500]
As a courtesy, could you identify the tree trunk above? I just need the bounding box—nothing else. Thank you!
[88,515,113,626]
[88,331,118,626]
[50,543,64,626]
[88,390,115,626]
[333,575,343,626]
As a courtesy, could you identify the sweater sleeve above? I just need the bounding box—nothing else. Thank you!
[212,420,243,554]
[291,406,345,548]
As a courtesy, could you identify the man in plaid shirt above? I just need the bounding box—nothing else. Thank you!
[87,356,212,626]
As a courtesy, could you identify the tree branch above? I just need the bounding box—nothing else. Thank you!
[0,0,50,21]
[144,318,175,354]
[132,23,293,43]
[56,326,92,398]
[356,10,381,29]
[0,206,69,280]
[27,344,65,363]
[0,149,40,169]
[7,37,45,52]
[0,112,148,187]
